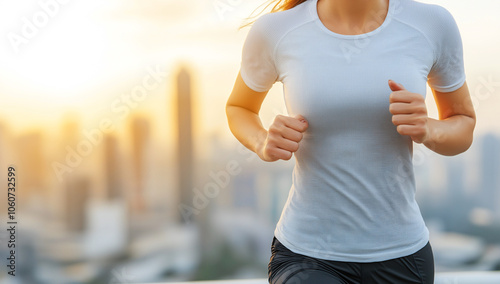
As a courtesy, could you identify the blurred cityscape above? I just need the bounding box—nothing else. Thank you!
[0,64,499,284]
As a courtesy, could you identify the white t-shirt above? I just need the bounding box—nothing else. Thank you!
[240,0,466,262]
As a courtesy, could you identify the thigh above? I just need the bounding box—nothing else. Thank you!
[280,269,348,284]
[411,241,435,284]
[363,242,435,284]
[268,236,355,284]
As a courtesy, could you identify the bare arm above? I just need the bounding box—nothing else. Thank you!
[225,71,269,157]
[225,72,308,162]
[389,80,476,156]
[425,82,476,155]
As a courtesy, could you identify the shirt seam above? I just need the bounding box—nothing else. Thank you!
[391,17,438,72]
[411,253,425,284]
[429,75,466,93]
[272,19,316,79]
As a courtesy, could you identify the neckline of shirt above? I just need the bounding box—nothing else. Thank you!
[309,0,395,39]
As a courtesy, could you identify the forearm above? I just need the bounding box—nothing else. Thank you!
[226,105,267,156]
[424,115,475,156]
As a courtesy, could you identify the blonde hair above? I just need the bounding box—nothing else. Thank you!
[239,0,308,29]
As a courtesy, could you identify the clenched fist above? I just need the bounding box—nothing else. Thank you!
[258,114,308,162]
[388,80,429,144]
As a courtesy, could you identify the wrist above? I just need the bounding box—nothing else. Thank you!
[422,118,440,150]
[254,128,268,159]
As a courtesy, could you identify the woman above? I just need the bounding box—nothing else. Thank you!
[226,0,476,283]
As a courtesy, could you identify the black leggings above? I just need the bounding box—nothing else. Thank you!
[268,236,434,284]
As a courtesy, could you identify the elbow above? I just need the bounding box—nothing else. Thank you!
[225,103,232,129]
[448,118,476,156]
[428,114,476,156]
[455,135,474,156]
[225,101,233,113]
[225,103,235,123]
[439,142,472,157]
[464,115,476,153]
[225,103,240,132]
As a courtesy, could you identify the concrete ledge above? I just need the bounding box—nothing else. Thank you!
[168,280,266,284]
[166,272,500,284]
[434,271,500,284]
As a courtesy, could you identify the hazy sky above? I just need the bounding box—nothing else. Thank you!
[0,0,498,138]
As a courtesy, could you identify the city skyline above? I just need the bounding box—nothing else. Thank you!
[0,1,499,137]
[0,0,499,282]
[0,63,499,281]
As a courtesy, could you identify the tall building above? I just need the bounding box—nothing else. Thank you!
[0,121,7,159]
[16,131,46,197]
[55,114,81,185]
[0,121,11,171]
[479,134,500,213]
[64,176,90,233]
[103,134,122,201]
[232,174,257,210]
[176,66,195,223]
[60,113,80,150]
[444,155,470,232]
[52,114,83,219]
[0,122,10,218]
[129,115,150,212]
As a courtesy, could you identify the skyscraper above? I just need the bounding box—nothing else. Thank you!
[176,66,195,223]
[64,176,90,233]
[129,115,150,212]
[16,131,46,197]
[103,134,122,201]
[444,155,470,232]
[0,121,10,171]
[60,113,80,150]
[0,122,10,219]
[479,134,500,213]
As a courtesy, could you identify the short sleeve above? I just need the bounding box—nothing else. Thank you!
[240,15,279,92]
[427,6,466,93]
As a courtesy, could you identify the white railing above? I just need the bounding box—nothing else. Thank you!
[166,272,500,284]
[434,271,500,284]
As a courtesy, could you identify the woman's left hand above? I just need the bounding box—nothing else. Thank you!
[388,80,430,144]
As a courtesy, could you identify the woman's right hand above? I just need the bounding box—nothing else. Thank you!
[257,114,309,162]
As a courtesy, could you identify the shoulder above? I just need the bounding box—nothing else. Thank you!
[248,1,315,46]
[392,0,461,46]
[393,0,459,31]
[395,0,454,16]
